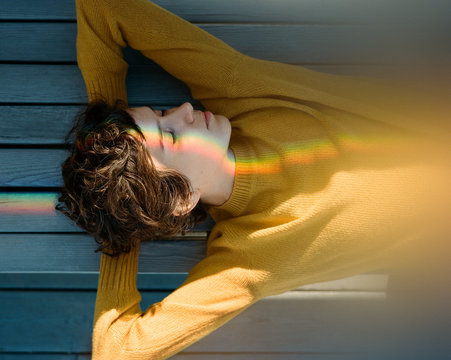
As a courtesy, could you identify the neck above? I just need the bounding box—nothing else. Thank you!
[202,148,236,207]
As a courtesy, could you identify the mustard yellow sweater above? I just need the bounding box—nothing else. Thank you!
[76,0,451,358]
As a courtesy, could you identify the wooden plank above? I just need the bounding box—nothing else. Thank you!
[0,23,395,65]
[0,290,389,353]
[0,0,361,22]
[1,350,448,360]
[2,289,449,355]
[0,106,85,145]
[0,150,65,187]
[0,0,76,20]
[0,64,400,105]
[0,353,387,360]
[0,272,189,291]
[0,64,194,104]
[0,233,207,273]
[0,272,390,291]
[0,192,81,232]
[0,233,386,278]
[0,105,172,145]
[2,0,438,24]
[0,196,215,232]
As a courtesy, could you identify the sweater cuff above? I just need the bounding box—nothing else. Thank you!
[97,242,140,291]
[84,72,128,108]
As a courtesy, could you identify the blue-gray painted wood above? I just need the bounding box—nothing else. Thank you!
[2,0,449,31]
[0,196,215,232]
[0,106,84,145]
[0,23,390,64]
[0,354,376,360]
[0,149,67,187]
[0,272,190,290]
[0,197,82,232]
[0,234,208,273]
[0,272,388,291]
[0,290,390,353]
[3,289,448,355]
[0,63,397,105]
[8,0,352,22]
[0,290,162,352]
[0,354,377,360]
[0,63,196,104]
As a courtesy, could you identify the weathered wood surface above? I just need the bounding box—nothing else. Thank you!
[0,193,214,232]
[0,23,396,64]
[0,290,391,353]
[0,63,402,105]
[1,288,450,357]
[2,0,447,25]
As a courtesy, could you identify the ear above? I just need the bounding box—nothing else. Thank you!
[172,190,200,216]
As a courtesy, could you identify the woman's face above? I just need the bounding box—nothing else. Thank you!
[125,102,233,196]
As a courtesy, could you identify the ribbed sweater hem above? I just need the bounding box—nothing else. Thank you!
[209,134,256,217]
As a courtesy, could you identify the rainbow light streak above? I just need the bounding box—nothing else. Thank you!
[0,193,57,215]
[132,125,236,176]
[0,126,418,216]
[133,123,418,176]
[237,133,414,175]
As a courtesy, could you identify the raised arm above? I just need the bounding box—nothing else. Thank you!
[75,0,245,106]
[92,237,261,359]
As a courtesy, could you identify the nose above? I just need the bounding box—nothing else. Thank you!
[179,102,194,124]
[164,102,194,126]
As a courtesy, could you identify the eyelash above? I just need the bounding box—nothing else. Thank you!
[159,109,176,144]
[166,130,176,144]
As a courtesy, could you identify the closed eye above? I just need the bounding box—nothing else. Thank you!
[165,130,176,144]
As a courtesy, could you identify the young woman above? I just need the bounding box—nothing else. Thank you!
[57,0,451,358]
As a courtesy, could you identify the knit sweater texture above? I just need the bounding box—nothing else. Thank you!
[75,0,451,358]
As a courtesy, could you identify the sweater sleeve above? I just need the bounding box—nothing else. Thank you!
[92,238,260,360]
[75,0,244,106]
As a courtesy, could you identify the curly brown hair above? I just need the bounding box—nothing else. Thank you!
[55,98,209,257]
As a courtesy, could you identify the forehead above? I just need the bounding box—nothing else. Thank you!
[125,106,158,117]
[125,107,157,132]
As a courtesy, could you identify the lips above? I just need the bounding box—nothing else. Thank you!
[202,111,210,129]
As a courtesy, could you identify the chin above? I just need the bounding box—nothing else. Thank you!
[219,115,232,143]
